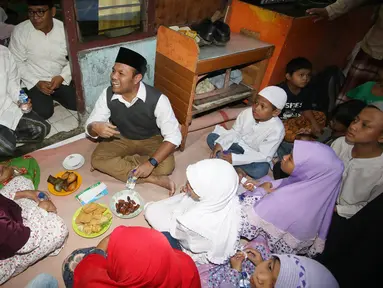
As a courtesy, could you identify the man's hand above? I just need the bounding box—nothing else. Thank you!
[210,143,223,158]
[90,122,120,138]
[306,8,329,22]
[50,75,64,90]
[245,248,263,265]
[230,251,246,272]
[134,161,155,178]
[38,200,57,213]
[220,152,232,164]
[36,81,53,95]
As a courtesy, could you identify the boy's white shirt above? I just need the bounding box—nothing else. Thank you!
[213,107,285,166]
[331,137,383,219]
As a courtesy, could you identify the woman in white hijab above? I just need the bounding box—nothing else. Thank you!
[144,159,242,265]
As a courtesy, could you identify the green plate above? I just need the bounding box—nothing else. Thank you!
[72,204,113,238]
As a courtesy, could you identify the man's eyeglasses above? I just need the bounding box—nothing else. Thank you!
[28,9,49,18]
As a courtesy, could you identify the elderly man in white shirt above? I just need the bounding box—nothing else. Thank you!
[0,45,50,157]
[86,47,181,194]
[8,0,77,120]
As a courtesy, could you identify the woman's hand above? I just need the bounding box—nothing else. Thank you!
[230,251,246,272]
[97,235,110,253]
[38,200,57,213]
[243,178,259,191]
[244,248,263,265]
[259,182,274,193]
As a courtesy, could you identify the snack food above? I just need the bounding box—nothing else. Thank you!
[75,203,112,235]
[47,171,78,192]
[115,196,140,216]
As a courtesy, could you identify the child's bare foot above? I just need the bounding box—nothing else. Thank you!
[141,175,176,195]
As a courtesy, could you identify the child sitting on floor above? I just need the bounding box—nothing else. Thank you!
[198,236,339,288]
[323,99,366,146]
[346,69,383,104]
[207,86,287,180]
[277,57,326,157]
[332,101,383,219]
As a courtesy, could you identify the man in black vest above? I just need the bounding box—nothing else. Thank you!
[85,48,181,194]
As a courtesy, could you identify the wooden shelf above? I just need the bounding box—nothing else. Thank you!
[192,83,252,115]
[155,26,274,151]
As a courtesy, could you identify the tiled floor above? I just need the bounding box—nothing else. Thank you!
[46,104,79,138]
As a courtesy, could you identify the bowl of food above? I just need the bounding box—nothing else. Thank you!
[72,203,113,238]
[109,190,145,219]
[47,171,82,196]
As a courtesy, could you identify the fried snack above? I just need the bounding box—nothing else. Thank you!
[65,181,77,192]
[61,171,70,180]
[67,172,77,184]
[82,203,99,213]
[75,203,112,235]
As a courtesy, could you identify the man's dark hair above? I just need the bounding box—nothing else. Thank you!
[331,100,367,127]
[286,57,312,75]
[27,0,54,8]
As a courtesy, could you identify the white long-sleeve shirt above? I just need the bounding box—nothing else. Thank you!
[326,0,383,60]
[8,18,71,90]
[0,45,23,131]
[85,82,182,147]
[213,108,285,166]
[331,137,383,219]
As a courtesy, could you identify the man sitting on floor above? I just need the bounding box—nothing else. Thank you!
[0,45,50,158]
[8,0,77,119]
[86,47,181,194]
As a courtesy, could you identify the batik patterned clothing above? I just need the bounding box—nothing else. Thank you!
[0,176,68,284]
[198,236,271,288]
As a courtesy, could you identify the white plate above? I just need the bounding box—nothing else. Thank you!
[62,154,85,170]
[109,190,145,219]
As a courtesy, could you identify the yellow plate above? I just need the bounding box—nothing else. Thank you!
[72,204,113,238]
[47,171,82,196]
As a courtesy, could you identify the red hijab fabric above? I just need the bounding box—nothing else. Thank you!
[74,226,201,288]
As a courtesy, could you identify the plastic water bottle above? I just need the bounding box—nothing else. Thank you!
[126,169,138,190]
[37,192,49,201]
[19,90,32,113]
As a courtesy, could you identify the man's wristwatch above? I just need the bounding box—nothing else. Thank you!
[148,157,159,167]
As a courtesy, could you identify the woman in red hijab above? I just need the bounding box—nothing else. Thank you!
[71,226,201,288]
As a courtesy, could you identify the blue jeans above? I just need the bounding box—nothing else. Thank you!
[207,133,269,180]
[26,274,58,288]
[162,232,182,250]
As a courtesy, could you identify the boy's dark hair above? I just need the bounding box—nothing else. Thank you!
[331,100,366,127]
[286,57,312,75]
[27,0,54,8]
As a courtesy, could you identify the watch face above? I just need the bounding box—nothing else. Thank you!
[149,158,158,167]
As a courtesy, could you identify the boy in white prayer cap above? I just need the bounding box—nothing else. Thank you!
[207,86,287,180]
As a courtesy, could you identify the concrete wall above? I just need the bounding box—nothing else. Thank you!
[78,37,157,112]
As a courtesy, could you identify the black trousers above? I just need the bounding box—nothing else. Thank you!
[24,83,77,119]
[0,111,51,157]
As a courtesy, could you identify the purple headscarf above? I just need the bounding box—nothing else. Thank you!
[246,141,344,253]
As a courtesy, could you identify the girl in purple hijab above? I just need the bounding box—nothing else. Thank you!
[241,140,344,257]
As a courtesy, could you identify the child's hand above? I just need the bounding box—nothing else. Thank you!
[259,182,274,193]
[220,152,232,164]
[244,248,263,265]
[210,143,223,159]
[243,179,259,190]
[230,251,246,272]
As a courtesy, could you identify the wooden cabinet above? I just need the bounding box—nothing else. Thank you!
[155,26,274,150]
